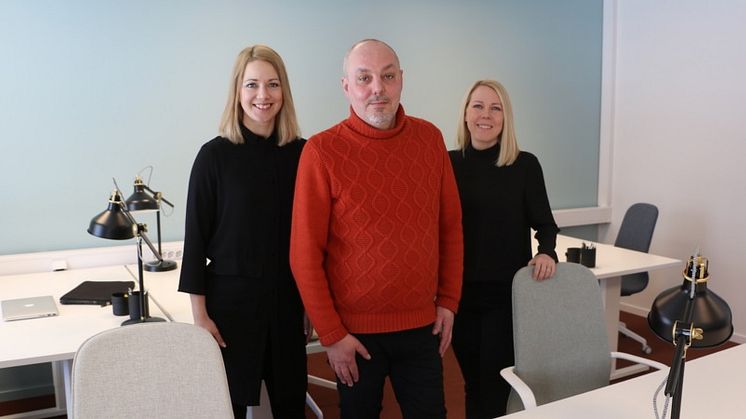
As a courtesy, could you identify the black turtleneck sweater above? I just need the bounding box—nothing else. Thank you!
[179,126,305,294]
[449,144,558,308]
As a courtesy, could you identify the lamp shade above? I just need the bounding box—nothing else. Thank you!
[88,191,135,240]
[125,176,159,211]
[648,256,733,348]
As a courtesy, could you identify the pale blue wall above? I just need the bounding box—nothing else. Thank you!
[0,0,602,255]
[0,0,603,403]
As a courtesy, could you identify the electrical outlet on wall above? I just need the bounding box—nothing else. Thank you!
[159,242,184,261]
[144,241,184,262]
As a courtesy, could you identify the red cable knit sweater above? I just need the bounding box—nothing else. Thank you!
[290,106,463,346]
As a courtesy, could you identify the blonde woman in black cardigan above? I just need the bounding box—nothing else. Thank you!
[179,45,307,419]
[449,80,559,418]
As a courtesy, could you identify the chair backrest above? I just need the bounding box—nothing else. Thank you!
[71,322,232,419]
[615,203,659,296]
[507,263,612,413]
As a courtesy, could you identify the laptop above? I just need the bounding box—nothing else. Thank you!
[1,296,59,321]
[59,281,135,306]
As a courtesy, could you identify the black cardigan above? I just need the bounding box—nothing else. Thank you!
[449,143,559,290]
[179,126,305,295]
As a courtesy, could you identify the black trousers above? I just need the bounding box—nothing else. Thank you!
[452,304,514,418]
[231,322,307,419]
[207,274,307,418]
[337,324,446,419]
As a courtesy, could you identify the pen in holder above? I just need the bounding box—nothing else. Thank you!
[127,290,149,321]
[580,242,596,268]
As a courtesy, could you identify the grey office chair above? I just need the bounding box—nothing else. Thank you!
[500,263,664,413]
[616,202,659,354]
[71,322,232,419]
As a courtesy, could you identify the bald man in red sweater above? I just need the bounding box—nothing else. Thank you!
[290,39,463,418]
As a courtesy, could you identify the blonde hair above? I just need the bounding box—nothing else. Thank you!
[456,80,519,167]
[219,45,301,146]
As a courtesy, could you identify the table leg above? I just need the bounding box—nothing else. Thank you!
[600,276,622,354]
[602,276,651,380]
[60,359,72,417]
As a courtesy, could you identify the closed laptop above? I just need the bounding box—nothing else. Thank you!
[59,281,135,306]
[1,296,59,321]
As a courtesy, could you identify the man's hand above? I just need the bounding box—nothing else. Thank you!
[528,253,556,281]
[432,306,455,357]
[326,334,371,387]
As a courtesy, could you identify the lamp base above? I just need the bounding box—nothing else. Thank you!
[144,259,178,272]
[121,316,167,326]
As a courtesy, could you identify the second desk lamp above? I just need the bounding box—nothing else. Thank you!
[125,175,177,272]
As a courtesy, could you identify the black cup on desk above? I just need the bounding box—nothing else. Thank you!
[580,247,597,268]
[111,292,129,316]
[566,247,581,263]
[128,291,149,321]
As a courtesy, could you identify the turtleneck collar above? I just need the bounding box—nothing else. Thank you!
[343,105,407,140]
[239,123,278,145]
[465,141,500,163]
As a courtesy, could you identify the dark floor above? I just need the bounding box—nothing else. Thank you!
[1,311,738,418]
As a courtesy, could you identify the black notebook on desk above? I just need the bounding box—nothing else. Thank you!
[59,281,135,306]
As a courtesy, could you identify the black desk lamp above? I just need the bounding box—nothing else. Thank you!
[647,253,733,419]
[125,175,177,272]
[88,188,166,325]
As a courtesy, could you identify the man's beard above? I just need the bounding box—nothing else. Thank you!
[366,111,395,129]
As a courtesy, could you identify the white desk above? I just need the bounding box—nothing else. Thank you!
[0,265,168,418]
[545,235,681,378]
[504,343,744,418]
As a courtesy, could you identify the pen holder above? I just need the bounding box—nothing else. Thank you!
[111,292,129,316]
[566,247,581,263]
[128,291,149,321]
[580,247,596,268]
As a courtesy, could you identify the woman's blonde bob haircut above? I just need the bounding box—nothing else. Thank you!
[219,45,301,146]
[456,80,520,167]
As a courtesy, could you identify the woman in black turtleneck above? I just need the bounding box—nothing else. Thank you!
[179,45,307,419]
[449,80,559,418]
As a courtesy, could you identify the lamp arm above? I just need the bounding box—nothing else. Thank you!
[115,200,163,262]
[138,229,164,263]
[664,333,688,396]
[143,184,174,208]
[664,292,695,397]
[116,199,140,229]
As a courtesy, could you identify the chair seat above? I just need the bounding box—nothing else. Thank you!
[621,272,649,296]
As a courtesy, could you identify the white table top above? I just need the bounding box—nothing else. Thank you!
[0,265,167,368]
[549,235,681,278]
[139,264,328,354]
[135,265,190,324]
[504,343,745,418]
[0,235,682,369]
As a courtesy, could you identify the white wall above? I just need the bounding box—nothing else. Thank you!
[605,0,746,343]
